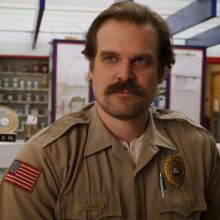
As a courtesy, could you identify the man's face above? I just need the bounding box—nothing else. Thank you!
[89,19,163,120]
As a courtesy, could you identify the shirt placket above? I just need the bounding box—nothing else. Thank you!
[133,172,146,220]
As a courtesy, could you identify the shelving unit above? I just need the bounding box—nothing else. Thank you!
[0,56,50,140]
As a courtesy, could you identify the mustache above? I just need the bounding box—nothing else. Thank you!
[104,80,145,97]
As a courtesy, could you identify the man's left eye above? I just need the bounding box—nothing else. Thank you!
[136,59,146,64]
[106,56,117,62]
[135,58,148,64]
[135,57,153,65]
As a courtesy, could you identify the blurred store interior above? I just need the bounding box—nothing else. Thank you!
[0,0,220,168]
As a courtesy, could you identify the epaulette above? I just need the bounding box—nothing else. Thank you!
[150,106,206,132]
[29,109,90,148]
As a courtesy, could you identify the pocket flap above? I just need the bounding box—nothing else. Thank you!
[156,190,207,217]
[60,192,122,219]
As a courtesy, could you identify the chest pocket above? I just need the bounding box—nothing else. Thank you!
[60,192,123,220]
[155,189,207,220]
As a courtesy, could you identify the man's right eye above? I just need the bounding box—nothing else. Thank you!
[103,56,117,63]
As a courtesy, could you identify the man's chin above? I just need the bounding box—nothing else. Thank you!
[104,108,144,121]
[100,100,146,120]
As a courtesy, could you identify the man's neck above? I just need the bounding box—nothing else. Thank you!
[96,104,149,143]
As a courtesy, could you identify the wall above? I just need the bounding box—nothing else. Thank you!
[206,45,220,57]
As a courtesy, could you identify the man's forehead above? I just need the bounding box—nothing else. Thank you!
[96,19,158,44]
[96,22,158,53]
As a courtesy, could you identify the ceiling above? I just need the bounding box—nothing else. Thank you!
[0,0,220,53]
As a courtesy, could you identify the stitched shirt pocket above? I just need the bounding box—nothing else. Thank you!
[60,192,123,220]
[155,189,207,220]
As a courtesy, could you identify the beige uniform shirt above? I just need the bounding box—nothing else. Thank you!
[0,102,220,220]
[120,134,145,163]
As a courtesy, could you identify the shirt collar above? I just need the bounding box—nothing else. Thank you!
[84,104,178,156]
[84,104,113,156]
[147,107,178,151]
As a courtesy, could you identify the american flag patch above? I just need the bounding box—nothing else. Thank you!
[3,159,41,193]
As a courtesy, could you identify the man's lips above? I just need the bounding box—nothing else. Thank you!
[113,90,135,95]
[117,89,129,93]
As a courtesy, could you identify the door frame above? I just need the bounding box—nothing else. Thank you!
[210,71,220,132]
[207,57,220,132]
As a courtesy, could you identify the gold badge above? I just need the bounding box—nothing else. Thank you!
[164,154,185,188]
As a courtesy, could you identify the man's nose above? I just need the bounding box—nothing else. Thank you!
[116,60,135,81]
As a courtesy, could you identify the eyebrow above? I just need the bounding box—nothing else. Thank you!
[132,53,154,60]
[99,51,154,58]
[99,51,119,57]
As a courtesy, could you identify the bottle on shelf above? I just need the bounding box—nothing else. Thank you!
[35,94,40,102]
[41,63,48,73]
[17,94,22,102]
[26,93,32,102]
[27,81,32,90]
[34,81,39,89]
[20,80,25,89]
[7,93,13,101]
[32,63,40,73]
[44,95,48,102]
[21,65,28,72]
[42,75,49,88]
[24,104,30,115]
[12,78,19,88]
[3,78,10,88]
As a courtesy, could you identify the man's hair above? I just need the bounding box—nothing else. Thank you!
[82,1,175,71]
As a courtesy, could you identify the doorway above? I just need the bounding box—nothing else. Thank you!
[210,71,220,141]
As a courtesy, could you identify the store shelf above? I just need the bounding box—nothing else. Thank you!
[0,56,50,140]
[0,100,48,104]
[0,87,49,92]
[0,71,49,76]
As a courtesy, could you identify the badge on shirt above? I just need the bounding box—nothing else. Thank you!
[3,159,41,193]
[164,154,185,188]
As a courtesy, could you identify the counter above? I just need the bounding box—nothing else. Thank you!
[0,141,24,167]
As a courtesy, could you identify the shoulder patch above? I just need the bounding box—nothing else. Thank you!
[3,159,41,193]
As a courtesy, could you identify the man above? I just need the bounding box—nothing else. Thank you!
[0,2,220,219]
